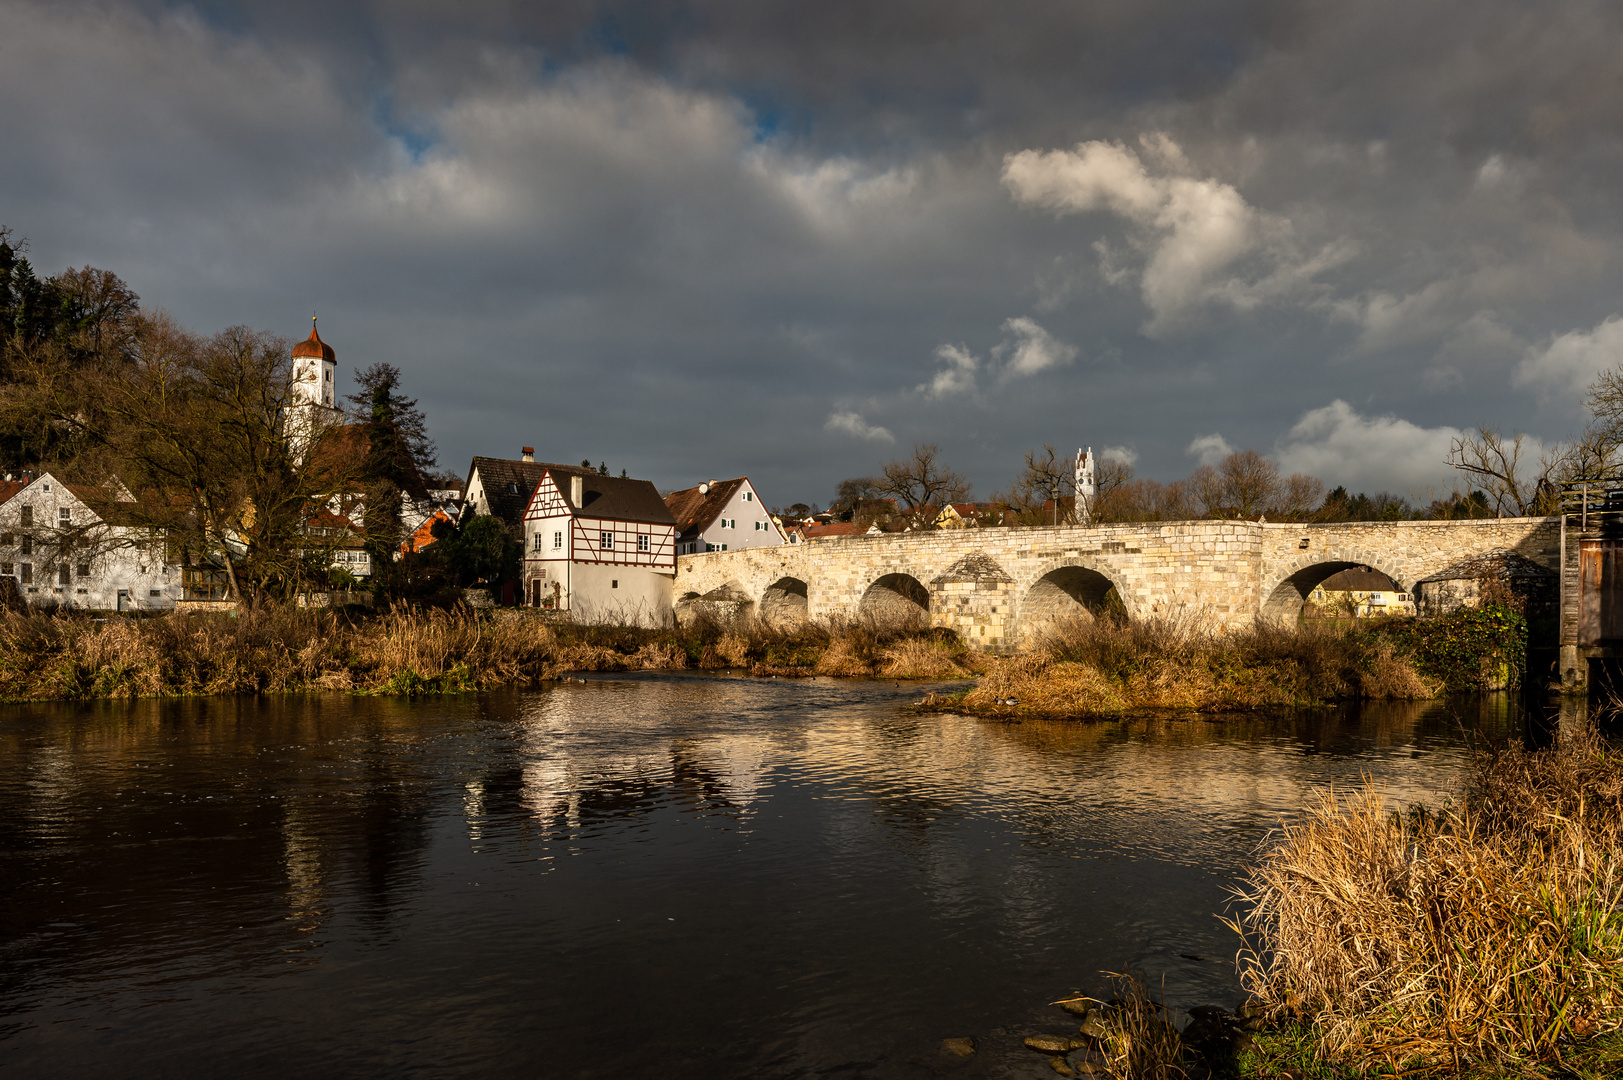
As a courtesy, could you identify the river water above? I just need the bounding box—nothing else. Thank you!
[0,675,1532,1078]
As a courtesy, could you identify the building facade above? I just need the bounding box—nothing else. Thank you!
[0,472,178,611]
[522,466,678,625]
[664,477,782,556]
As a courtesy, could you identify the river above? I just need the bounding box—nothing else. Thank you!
[0,675,1533,1078]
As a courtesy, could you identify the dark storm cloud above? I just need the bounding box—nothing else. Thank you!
[4,0,1623,502]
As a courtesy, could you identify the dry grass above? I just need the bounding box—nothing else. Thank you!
[941,616,1439,719]
[0,603,979,700]
[1095,972,1188,1080]
[1233,726,1623,1073]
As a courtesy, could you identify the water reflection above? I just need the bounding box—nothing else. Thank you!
[0,680,1539,1078]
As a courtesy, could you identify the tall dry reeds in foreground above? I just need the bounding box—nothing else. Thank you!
[1234,727,1623,1071]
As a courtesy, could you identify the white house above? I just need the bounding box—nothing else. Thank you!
[664,477,782,556]
[521,465,678,625]
[0,472,180,611]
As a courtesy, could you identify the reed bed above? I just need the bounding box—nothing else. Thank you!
[947,615,1438,719]
[0,604,979,701]
[1234,726,1623,1073]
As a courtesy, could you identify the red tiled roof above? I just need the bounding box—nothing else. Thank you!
[803,522,867,538]
[292,321,336,363]
[664,477,747,540]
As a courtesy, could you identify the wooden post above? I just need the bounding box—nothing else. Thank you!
[1583,482,1589,531]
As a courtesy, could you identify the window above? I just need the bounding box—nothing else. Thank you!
[20,506,31,526]
[600,532,614,550]
[324,370,331,382]
[0,563,9,575]
[754,521,761,531]
[149,589,161,597]
[77,563,90,578]
[743,491,752,502]
[20,536,31,555]
[552,531,563,550]
[19,563,30,584]
[532,533,544,552]
[59,508,70,524]
[611,579,619,589]
[58,565,69,586]
[508,483,519,494]
[637,534,649,552]
[0,533,11,545]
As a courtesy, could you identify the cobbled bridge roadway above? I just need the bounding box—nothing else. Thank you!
[675,517,1562,650]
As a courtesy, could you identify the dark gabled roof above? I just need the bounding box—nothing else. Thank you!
[1319,568,1401,592]
[664,477,746,540]
[1415,548,1556,584]
[547,467,676,525]
[467,456,575,530]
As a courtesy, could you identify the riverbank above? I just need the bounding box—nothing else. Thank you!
[1011,720,1623,1078]
[0,604,982,700]
[1231,718,1623,1077]
[923,605,1527,719]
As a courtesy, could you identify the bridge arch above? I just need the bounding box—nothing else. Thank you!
[1261,551,1411,621]
[759,576,809,627]
[860,572,930,628]
[1014,560,1136,645]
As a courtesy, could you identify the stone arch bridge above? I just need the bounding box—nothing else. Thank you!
[675,517,1561,649]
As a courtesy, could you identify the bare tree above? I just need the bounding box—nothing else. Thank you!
[1447,426,1555,516]
[1272,473,1326,520]
[1219,450,1281,518]
[1189,464,1225,517]
[876,442,972,527]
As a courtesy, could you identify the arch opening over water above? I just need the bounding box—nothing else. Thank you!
[1020,566,1121,643]
[859,573,930,629]
[1262,561,1404,620]
[759,577,809,627]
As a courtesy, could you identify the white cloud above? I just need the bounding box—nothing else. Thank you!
[1514,315,1623,400]
[1100,444,1138,465]
[1272,400,1467,493]
[918,342,980,398]
[1001,134,1337,335]
[998,316,1077,376]
[824,410,895,443]
[1186,433,1234,466]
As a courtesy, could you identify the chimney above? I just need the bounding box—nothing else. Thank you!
[521,447,535,463]
[570,474,584,506]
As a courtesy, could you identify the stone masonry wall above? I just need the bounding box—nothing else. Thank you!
[674,517,1561,651]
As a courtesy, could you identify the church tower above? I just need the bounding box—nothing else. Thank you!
[287,318,341,456]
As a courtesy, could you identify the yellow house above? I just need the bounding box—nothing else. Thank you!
[1309,568,1414,617]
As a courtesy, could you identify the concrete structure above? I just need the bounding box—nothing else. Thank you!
[665,477,781,555]
[522,465,677,625]
[676,516,1560,649]
[0,472,179,611]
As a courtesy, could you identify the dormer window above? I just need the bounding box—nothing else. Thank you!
[508,483,519,494]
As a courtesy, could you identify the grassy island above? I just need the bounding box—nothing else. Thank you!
[925,603,1529,720]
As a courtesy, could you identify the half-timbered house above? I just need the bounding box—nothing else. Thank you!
[521,466,678,624]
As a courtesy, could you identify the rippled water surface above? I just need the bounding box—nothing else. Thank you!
[0,676,1529,1078]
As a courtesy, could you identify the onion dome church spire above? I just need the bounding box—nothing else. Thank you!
[292,315,338,408]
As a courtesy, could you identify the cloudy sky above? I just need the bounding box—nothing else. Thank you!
[4,0,1623,505]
